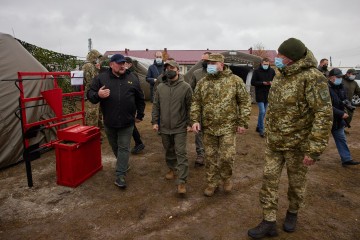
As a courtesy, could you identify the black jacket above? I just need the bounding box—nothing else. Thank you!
[251,66,275,102]
[328,81,347,130]
[146,61,164,86]
[87,69,145,128]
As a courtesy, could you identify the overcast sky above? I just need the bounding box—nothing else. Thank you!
[1,0,360,67]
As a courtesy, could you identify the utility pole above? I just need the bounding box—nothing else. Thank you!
[329,56,332,67]
[88,38,92,52]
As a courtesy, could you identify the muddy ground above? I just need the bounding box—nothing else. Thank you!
[0,103,359,240]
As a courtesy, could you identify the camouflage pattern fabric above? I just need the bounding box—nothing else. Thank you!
[265,50,333,160]
[190,68,251,136]
[260,147,308,222]
[203,133,236,187]
[82,49,102,127]
[259,49,333,222]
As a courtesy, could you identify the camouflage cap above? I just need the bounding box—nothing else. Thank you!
[86,49,102,63]
[208,53,224,63]
[164,60,180,69]
[346,68,357,75]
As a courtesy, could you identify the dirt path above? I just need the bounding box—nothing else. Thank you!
[1,103,359,240]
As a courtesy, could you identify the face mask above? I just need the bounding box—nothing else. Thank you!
[155,58,162,64]
[207,64,218,75]
[322,65,328,71]
[349,75,356,80]
[274,57,286,69]
[262,65,269,70]
[334,78,342,85]
[165,70,177,79]
[202,61,208,69]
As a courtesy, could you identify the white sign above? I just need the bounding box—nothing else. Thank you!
[70,71,84,85]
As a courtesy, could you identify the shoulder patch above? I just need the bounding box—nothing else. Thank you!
[319,88,330,100]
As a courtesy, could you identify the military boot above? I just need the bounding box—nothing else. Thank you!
[283,211,298,232]
[165,170,175,180]
[223,179,233,193]
[203,185,218,197]
[248,220,278,239]
[177,183,186,194]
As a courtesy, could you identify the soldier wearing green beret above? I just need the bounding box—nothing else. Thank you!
[190,53,251,197]
[248,38,333,239]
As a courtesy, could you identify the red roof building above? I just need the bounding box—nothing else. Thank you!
[104,48,277,66]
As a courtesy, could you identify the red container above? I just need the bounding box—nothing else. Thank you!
[54,131,102,187]
[57,124,99,143]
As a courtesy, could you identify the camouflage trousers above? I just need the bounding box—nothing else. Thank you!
[85,101,103,129]
[203,133,236,187]
[260,147,308,222]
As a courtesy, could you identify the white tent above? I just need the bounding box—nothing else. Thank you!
[0,33,54,169]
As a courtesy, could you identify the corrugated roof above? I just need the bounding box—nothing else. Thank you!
[104,49,277,65]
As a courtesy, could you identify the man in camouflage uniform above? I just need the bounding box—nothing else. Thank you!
[189,52,211,167]
[190,53,251,197]
[248,38,333,239]
[82,49,103,127]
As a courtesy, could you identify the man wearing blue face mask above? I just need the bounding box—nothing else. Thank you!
[328,68,359,167]
[190,53,251,197]
[251,58,275,137]
[248,38,333,239]
[146,51,164,102]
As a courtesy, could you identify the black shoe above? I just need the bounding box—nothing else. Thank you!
[342,160,360,166]
[256,127,260,132]
[248,220,278,239]
[259,132,265,138]
[194,155,205,167]
[283,211,297,232]
[114,176,126,188]
[131,143,145,154]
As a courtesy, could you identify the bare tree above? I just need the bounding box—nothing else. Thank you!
[252,42,269,59]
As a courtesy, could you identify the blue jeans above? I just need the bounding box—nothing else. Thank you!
[257,102,268,134]
[105,125,134,177]
[332,127,352,163]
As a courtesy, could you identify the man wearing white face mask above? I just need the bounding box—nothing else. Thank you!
[190,53,251,197]
[146,51,164,102]
[328,68,359,166]
[342,68,360,126]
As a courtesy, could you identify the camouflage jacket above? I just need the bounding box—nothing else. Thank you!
[82,63,99,92]
[82,50,102,93]
[190,68,251,136]
[266,50,332,160]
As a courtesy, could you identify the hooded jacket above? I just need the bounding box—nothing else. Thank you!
[152,75,192,134]
[266,49,332,160]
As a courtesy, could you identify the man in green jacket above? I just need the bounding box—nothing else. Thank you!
[190,53,251,197]
[342,68,360,126]
[152,60,193,195]
[248,38,333,239]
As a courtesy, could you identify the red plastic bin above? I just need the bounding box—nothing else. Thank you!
[53,131,102,187]
[57,124,99,143]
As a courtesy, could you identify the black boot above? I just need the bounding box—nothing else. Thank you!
[248,220,278,239]
[283,211,297,232]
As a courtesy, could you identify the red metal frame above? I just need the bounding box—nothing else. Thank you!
[17,71,85,187]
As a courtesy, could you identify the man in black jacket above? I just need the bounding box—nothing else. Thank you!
[251,58,275,137]
[87,54,145,188]
[328,68,359,166]
[146,51,164,102]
